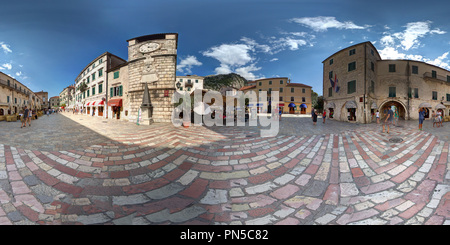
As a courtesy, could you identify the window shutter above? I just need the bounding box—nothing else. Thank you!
[110,87,114,97]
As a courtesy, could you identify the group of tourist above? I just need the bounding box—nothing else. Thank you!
[19,106,33,128]
[313,106,444,133]
[418,107,445,130]
[431,109,444,128]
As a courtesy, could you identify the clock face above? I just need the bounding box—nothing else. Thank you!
[139,42,160,53]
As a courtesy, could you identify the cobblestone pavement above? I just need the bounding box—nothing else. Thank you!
[0,112,448,225]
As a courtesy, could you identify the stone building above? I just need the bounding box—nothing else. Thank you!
[107,62,128,120]
[74,52,127,117]
[49,96,60,109]
[176,75,204,93]
[59,85,74,109]
[0,71,41,115]
[322,41,450,123]
[34,91,49,109]
[241,77,313,114]
[125,33,178,124]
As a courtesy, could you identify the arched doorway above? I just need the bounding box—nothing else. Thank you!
[379,100,407,120]
[342,101,357,121]
[300,104,307,114]
[288,103,296,114]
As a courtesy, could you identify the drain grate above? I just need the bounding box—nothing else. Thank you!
[389,137,403,143]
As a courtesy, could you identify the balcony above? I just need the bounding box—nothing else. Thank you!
[423,72,450,83]
[0,79,13,89]
[185,81,193,87]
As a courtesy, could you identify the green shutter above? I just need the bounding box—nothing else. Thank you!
[110,87,113,97]
[119,85,123,96]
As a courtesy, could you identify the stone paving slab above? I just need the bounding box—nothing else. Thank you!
[0,112,448,225]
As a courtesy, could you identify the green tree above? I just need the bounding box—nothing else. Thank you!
[311,89,324,113]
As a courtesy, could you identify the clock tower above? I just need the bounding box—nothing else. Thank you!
[126,33,178,123]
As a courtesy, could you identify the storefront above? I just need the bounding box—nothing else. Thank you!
[299,103,307,114]
[108,98,122,119]
[288,103,296,114]
[345,101,357,121]
[93,100,105,117]
[86,102,91,115]
[326,102,335,119]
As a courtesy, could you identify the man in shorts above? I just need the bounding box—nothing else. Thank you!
[383,107,394,133]
[419,108,425,130]
[22,106,29,128]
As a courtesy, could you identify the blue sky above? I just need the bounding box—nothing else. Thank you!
[1,0,450,98]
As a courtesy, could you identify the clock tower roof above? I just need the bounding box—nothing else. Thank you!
[127,33,178,48]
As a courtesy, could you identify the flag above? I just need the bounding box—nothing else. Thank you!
[329,77,335,89]
[334,74,340,93]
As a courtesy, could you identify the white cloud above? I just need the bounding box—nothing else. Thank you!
[378,47,406,60]
[214,64,233,75]
[378,20,450,70]
[390,21,446,51]
[290,16,369,32]
[235,64,262,81]
[1,63,12,70]
[202,42,262,79]
[270,58,278,62]
[0,42,12,53]
[426,52,450,70]
[240,37,271,53]
[278,37,307,50]
[177,55,202,74]
[202,43,253,67]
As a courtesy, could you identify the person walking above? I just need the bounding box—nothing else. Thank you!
[312,108,318,125]
[432,110,437,128]
[437,110,443,127]
[322,110,326,123]
[394,108,399,126]
[383,107,394,133]
[376,110,380,124]
[419,107,425,131]
[19,109,25,128]
[22,106,29,128]
[27,108,32,126]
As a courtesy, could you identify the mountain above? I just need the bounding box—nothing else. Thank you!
[203,73,248,91]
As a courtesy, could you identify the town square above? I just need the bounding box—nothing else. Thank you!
[0,0,449,233]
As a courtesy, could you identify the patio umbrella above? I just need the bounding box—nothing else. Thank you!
[194,101,211,115]
[435,104,446,109]
[418,102,432,108]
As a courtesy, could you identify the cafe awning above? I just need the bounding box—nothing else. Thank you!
[419,102,432,108]
[108,98,122,107]
[326,102,335,109]
[345,101,357,109]
[93,100,105,107]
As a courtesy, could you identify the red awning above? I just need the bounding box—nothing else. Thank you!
[108,98,122,107]
[86,102,91,106]
[97,100,104,106]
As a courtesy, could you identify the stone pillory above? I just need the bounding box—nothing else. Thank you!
[126,33,178,123]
